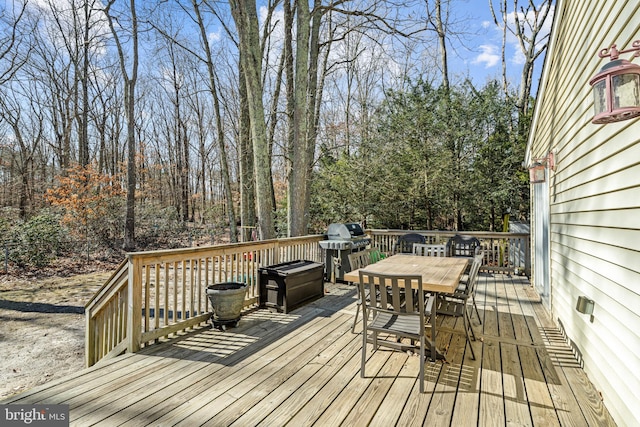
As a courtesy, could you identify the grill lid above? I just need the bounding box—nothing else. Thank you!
[326,223,365,240]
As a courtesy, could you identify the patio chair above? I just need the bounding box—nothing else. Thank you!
[458,252,484,324]
[447,235,481,257]
[358,271,433,393]
[394,233,426,254]
[435,253,483,360]
[412,243,447,257]
[349,250,372,333]
[348,249,371,271]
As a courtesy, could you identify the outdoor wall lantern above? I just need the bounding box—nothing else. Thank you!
[528,151,555,183]
[576,295,595,323]
[589,40,640,124]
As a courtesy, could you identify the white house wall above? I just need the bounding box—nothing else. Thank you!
[527,1,640,426]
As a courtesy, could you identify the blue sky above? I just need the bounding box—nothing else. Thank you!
[7,0,552,96]
[445,0,554,92]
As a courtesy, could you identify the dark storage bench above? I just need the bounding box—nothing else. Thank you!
[258,260,324,313]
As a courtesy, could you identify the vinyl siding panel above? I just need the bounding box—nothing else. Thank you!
[527,1,640,426]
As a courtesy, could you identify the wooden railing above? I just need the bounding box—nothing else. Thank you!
[366,229,530,275]
[85,235,324,367]
[85,229,529,367]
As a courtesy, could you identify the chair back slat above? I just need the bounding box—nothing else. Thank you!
[460,253,483,297]
[348,249,371,271]
[412,243,447,257]
[359,271,423,315]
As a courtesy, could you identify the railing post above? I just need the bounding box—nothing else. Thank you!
[525,236,532,277]
[127,255,142,353]
[85,306,95,367]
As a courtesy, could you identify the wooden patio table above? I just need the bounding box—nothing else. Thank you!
[343,254,469,361]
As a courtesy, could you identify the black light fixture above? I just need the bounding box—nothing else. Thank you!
[589,40,640,124]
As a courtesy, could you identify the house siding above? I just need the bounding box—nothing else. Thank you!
[527,1,640,426]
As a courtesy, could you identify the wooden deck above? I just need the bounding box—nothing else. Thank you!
[2,272,616,426]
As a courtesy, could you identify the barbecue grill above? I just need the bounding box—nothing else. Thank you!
[319,223,371,282]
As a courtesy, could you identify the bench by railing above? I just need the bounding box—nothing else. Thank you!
[366,229,530,275]
[85,235,324,367]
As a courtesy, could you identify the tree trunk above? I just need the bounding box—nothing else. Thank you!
[239,58,255,242]
[511,0,552,117]
[229,0,275,239]
[287,0,311,237]
[192,0,238,241]
[426,0,450,92]
[489,0,508,97]
[435,0,449,92]
[105,0,139,251]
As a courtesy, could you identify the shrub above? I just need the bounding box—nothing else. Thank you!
[10,211,65,268]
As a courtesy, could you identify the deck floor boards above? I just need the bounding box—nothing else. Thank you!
[1,272,617,426]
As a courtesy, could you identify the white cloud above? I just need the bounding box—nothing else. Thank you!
[506,4,554,65]
[208,30,222,44]
[473,45,500,68]
[481,20,492,29]
[511,49,526,65]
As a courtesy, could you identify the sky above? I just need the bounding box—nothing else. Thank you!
[2,0,553,97]
[443,0,554,93]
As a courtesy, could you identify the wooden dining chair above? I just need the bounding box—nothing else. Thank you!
[348,250,371,271]
[412,243,447,257]
[435,253,483,360]
[358,271,433,393]
[348,250,372,333]
[461,253,484,324]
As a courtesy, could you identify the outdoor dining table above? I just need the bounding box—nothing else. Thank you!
[343,254,469,361]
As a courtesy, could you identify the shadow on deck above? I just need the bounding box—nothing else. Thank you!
[1,272,616,426]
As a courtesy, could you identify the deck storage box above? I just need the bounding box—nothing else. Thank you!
[259,260,324,313]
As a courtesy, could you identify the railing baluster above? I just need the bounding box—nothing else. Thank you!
[153,263,161,329]
[162,262,171,326]
[86,235,333,366]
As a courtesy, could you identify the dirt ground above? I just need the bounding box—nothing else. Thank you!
[0,266,113,400]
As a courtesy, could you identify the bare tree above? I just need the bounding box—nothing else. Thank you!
[229,0,276,239]
[40,0,103,167]
[489,0,552,116]
[79,0,102,167]
[191,0,238,240]
[489,0,508,95]
[425,0,450,91]
[103,0,139,250]
[0,0,30,85]
[238,58,256,241]
[0,81,44,218]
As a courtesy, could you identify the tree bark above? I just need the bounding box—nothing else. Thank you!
[511,0,552,117]
[426,0,449,92]
[239,58,256,242]
[192,0,238,241]
[229,0,275,239]
[104,0,139,251]
[287,0,311,237]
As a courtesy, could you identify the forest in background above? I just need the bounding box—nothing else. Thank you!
[0,0,552,269]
